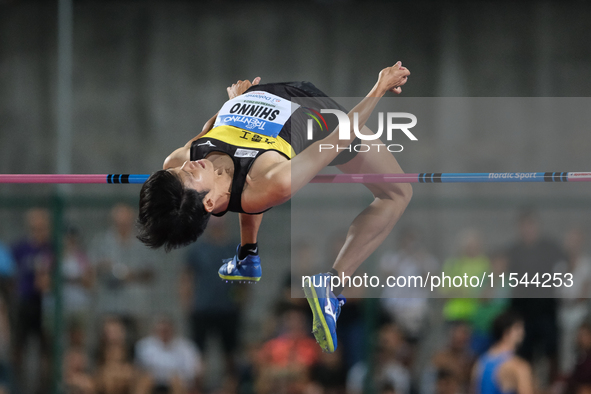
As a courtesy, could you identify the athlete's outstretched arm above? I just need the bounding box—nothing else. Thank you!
[250,63,410,208]
[290,64,409,194]
[200,112,220,136]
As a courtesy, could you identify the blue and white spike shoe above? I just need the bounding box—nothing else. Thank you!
[218,245,262,283]
[303,273,346,353]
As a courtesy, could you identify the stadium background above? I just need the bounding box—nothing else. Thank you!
[1,1,591,394]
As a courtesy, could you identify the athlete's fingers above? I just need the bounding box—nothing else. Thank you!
[391,86,402,94]
[400,66,410,75]
[252,77,261,85]
[392,61,410,77]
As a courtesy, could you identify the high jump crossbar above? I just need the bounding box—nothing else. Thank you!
[0,172,590,184]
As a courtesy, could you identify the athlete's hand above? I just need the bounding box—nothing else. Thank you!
[227,77,261,99]
[377,62,410,94]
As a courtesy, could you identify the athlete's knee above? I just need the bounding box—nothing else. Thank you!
[399,183,413,205]
[376,182,413,206]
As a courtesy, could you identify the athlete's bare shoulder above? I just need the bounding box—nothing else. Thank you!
[163,146,190,169]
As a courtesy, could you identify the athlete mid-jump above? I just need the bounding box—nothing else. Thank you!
[137,62,412,352]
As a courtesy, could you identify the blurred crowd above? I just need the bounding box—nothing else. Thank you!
[0,205,589,394]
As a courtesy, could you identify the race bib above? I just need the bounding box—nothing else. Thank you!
[214,91,299,138]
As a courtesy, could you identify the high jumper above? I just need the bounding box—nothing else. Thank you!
[136,62,412,353]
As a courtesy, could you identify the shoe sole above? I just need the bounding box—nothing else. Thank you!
[303,278,335,353]
[218,273,261,282]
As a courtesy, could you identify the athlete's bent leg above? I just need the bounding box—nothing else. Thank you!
[334,126,412,278]
[304,126,411,352]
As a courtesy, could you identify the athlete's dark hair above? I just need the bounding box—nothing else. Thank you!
[492,310,523,343]
[137,169,211,252]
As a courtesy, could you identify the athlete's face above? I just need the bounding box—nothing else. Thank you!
[170,160,215,193]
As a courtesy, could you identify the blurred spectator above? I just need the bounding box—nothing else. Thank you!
[435,369,460,394]
[379,382,398,394]
[256,307,320,394]
[266,240,316,359]
[236,343,262,394]
[472,311,533,394]
[62,226,93,348]
[95,316,137,394]
[11,208,53,393]
[135,315,202,394]
[507,209,565,380]
[0,296,11,394]
[259,306,320,367]
[181,216,245,378]
[566,322,591,394]
[308,350,347,394]
[0,245,13,394]
[557,227,591,374]
[90,203,156,340]
[0,241,15,301]
[278,239,317,317]
[347,323,411,394]
[380,227,438,343]
[63,346,95,394]
[441,229,490,323]
[470,251,510,355]
[423,321,474,394]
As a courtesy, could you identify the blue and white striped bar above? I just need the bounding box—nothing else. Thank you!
[1,172,591,184]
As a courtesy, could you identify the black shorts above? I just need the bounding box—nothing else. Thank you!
[244,81,359,166]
